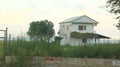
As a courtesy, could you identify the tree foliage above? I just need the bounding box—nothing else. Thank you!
[107,0,120,30]
[27,20,55,41]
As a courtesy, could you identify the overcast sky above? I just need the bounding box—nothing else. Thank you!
[0,0,120,39]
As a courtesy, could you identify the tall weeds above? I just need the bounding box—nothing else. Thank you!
[8,37,120,60]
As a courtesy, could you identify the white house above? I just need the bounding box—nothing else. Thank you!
[59,15,110,46]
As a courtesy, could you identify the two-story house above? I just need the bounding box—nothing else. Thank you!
[59,15,110,46]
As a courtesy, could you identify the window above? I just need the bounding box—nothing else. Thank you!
[78,26,86,30]
[82,38,87,43]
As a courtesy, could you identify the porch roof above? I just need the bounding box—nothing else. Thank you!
[70,32,110,39]
[95,34,110,39]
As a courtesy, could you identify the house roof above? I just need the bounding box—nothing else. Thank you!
[60,15,99,24]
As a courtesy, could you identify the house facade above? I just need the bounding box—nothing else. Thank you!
[59,15,109,46]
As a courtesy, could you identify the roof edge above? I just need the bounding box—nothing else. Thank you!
[59,15,99,24]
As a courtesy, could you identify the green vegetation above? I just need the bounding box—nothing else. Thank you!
[0,37,118,67]
[27,20,55,41]
[7,38,120,59]
[0,41,4,66]
[71,32,96,38]
[0,41,3,57]
[0,37,119,67]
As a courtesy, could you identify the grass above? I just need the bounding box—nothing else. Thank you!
[6,38,120,59]
[0,38,119,67]
[0,38,120,61]
[0,41,4,57]
[0,40,4,66]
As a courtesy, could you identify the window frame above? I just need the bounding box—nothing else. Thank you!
[78,26,86,30]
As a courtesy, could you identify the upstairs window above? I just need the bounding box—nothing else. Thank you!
[78,26,86,30]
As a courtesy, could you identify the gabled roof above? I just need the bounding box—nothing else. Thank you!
[60,15,99,24]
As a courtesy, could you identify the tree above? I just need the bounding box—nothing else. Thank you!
[107,0,120,30]
[27,20,55,41]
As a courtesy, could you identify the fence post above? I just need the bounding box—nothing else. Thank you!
[9,34,11,45]
[6,27,8,55]
[4,27,8,64]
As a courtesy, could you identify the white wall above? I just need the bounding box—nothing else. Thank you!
[69,38,95,46]
[59,23,71,45]
[70,23,95,33]
[59,23,96,45]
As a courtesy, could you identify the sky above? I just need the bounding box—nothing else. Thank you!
[0,0,120,39]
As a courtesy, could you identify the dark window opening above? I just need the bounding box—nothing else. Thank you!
[82,38,87,43]
[79,26,86,30]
